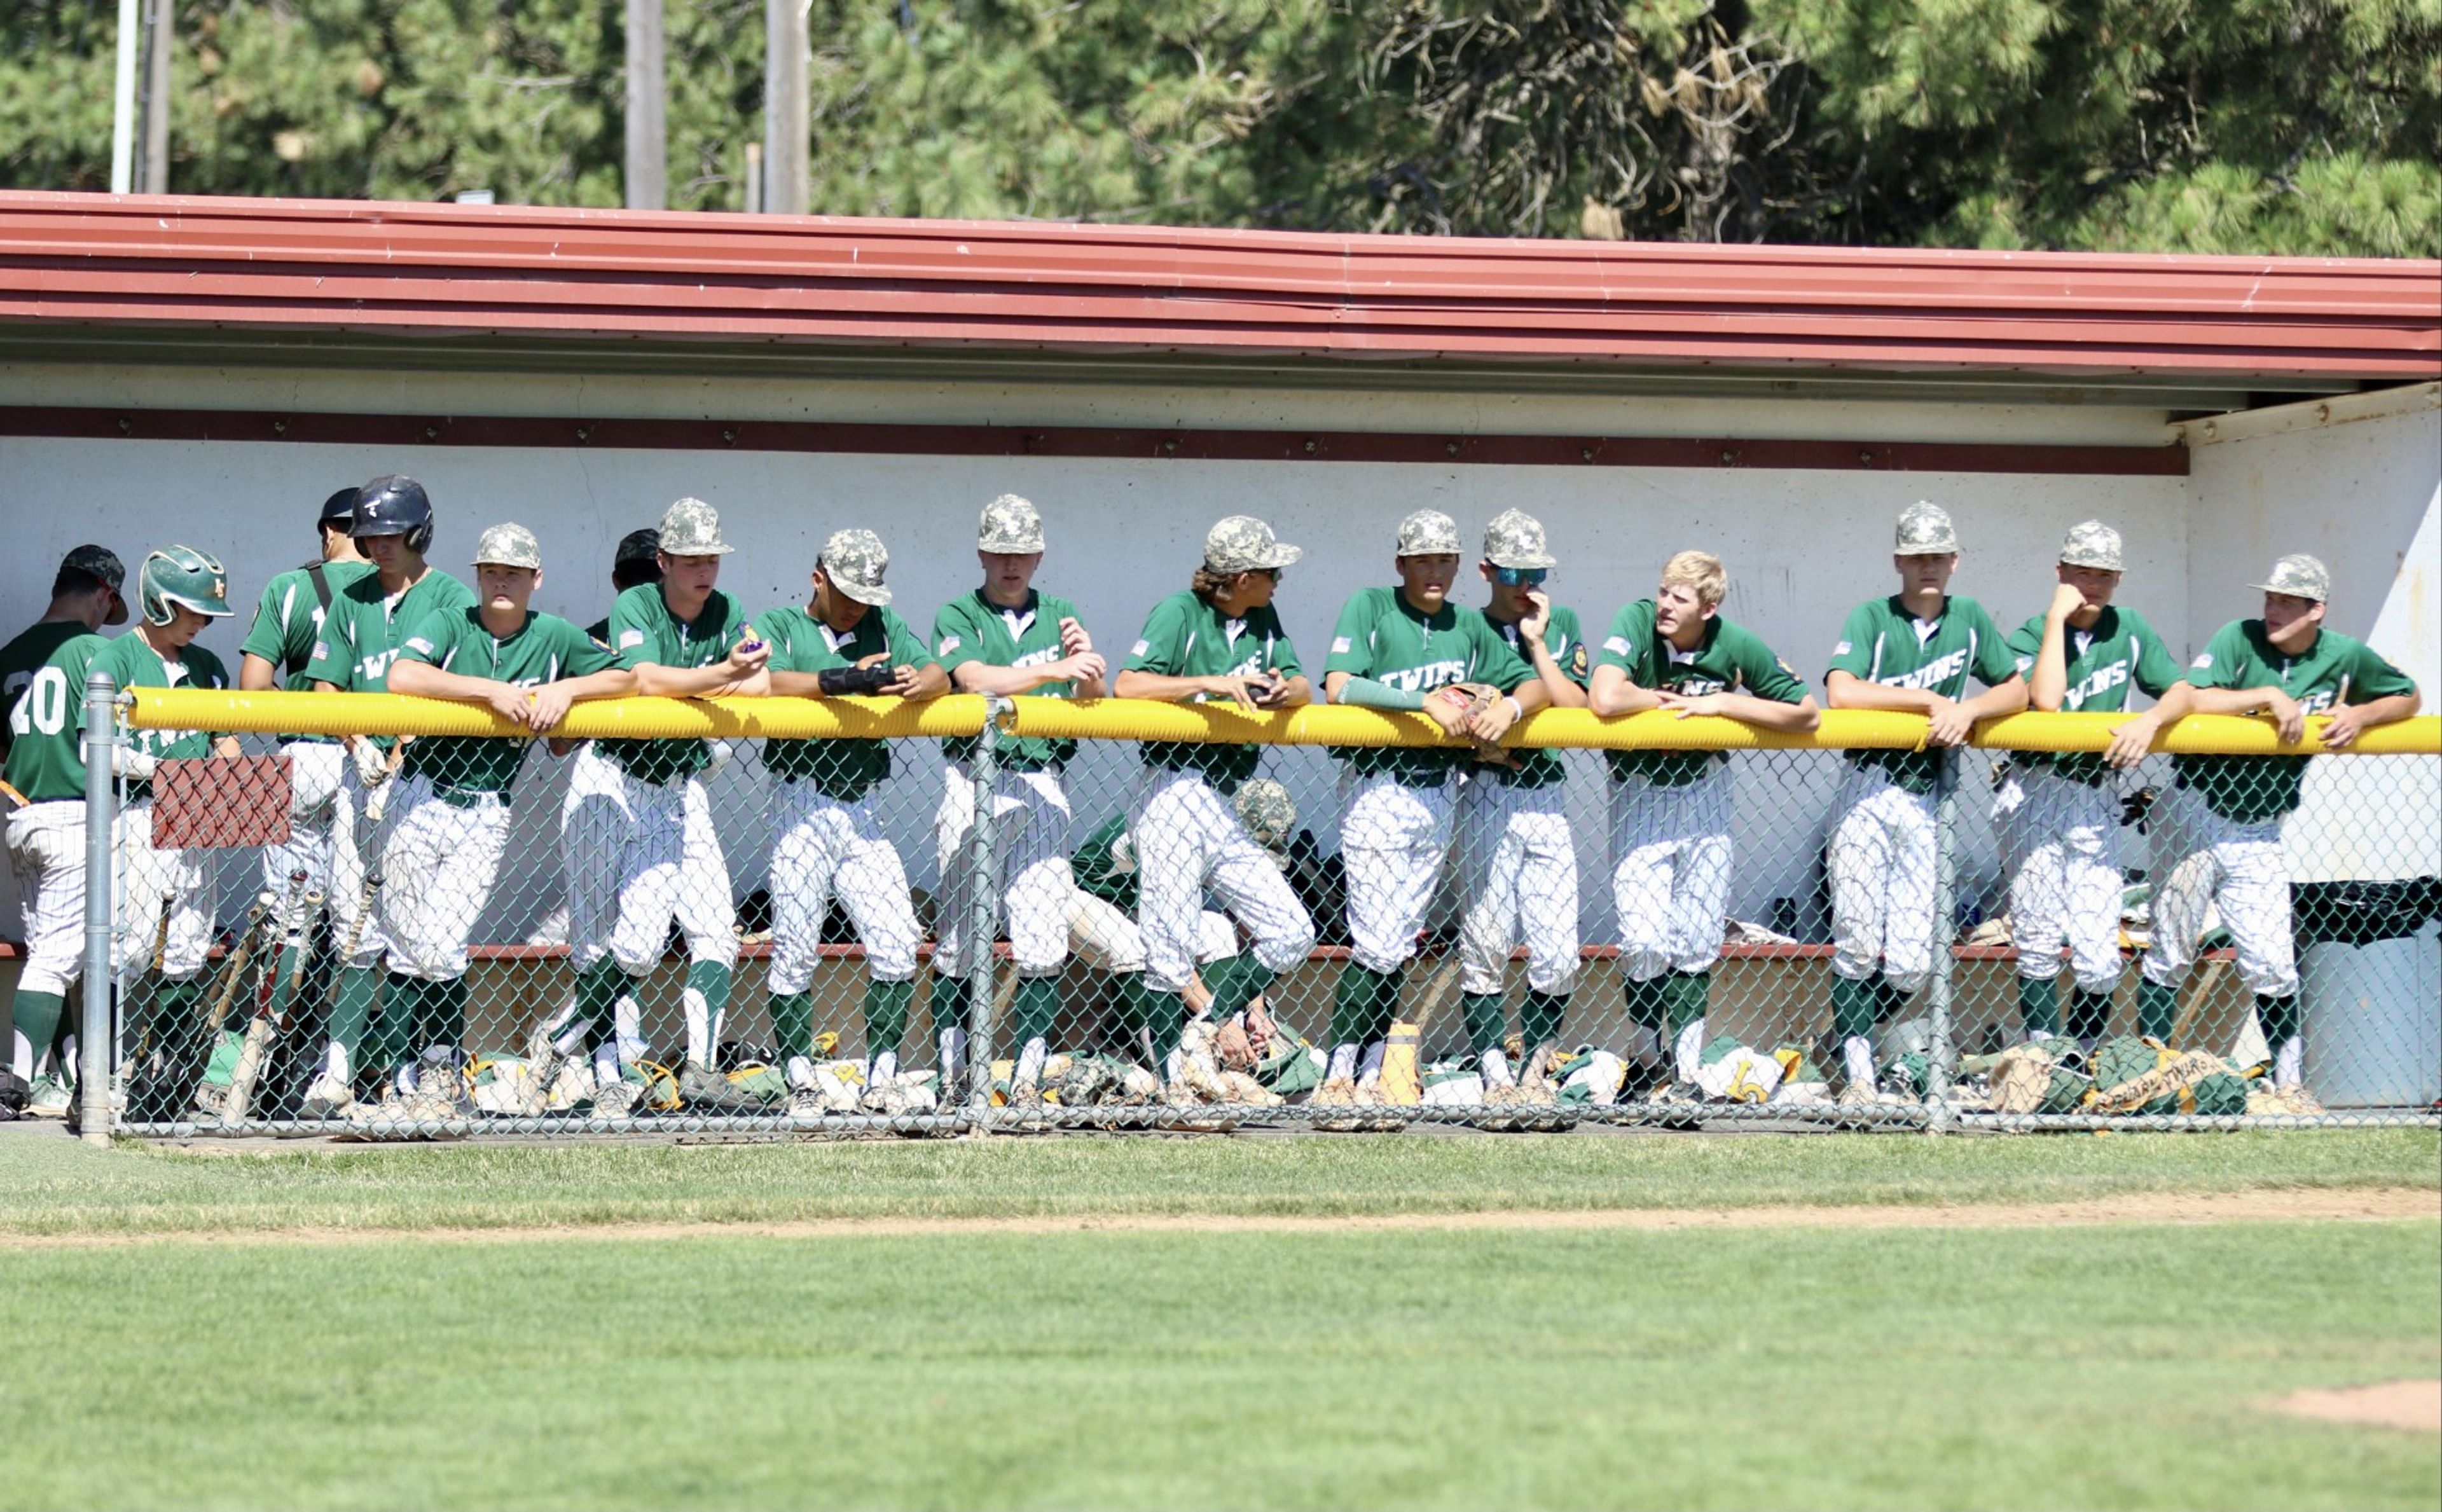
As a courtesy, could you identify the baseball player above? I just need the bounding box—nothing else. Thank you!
[236,489,374,1027]
[1456,509,1589,1097]
[3,556,128,1117]
[563,526,742,1088]
[92,549,240,1101]
[375,524,631,1100]
[1112,516,1317,1075]
[1994,521,2181,1045]
[2132,554,2418,1108]
[755,528,944,1115]
[1821,502,2026,1103]
[1,546,127,1113]
[547,498,766,1118]
[299,476,477,1115]
[1316,510,1540,1106]
[1066,780,1292,1075]
[1589,550,1818,1089]
[930,495,1107,1103]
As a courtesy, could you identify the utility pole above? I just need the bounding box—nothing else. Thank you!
[110,0,138,192]
[139,0,172,192]
[762,0,809,214]
[624,0,666,210]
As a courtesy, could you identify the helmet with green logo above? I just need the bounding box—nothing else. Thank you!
[138,544,235,626]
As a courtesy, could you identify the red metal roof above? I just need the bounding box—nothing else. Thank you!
[1,191,2434,381]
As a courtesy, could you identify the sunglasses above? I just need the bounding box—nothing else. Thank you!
[1492,567,1548,587]
[1248,567,1285,584]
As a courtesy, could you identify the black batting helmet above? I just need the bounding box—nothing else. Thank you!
[350,474,434,554]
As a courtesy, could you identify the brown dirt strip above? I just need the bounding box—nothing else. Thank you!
[2266,1379,2442,1433]
[4,1185,2434,1249]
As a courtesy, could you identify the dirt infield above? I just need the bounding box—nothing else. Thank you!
[2267,1380,2442,1433]
[8,1183,2433,1249]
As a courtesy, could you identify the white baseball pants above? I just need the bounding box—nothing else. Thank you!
[1994,766,2124,993]
[1128,768,1314,995]
[560,742,699,977]
[327,761,393,969]
[1066,891,1236,974]
[1458,775,1579,995]
[1828,765,1938,994]
[935,761,1073,979]
[114,800,214,980]
[676,771,738,965]
[765,778,922,994]
[377,776,511,981]
[6,800,86,997]
[259,740,345,937]
[1610,764,1732,981]
[1338,769,1454,975]
[2139,784,2298,998]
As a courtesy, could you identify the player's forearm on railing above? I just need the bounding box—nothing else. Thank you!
[1823,670,1936,714]
[1721,692,1821,732]
[1587,666,1658,717]
[634,663,750,699]
[1964,677,2030,721]
[1113,670,1223,703]
[384,662,501,702]
[2182,684,2287,717]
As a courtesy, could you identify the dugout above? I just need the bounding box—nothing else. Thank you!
[2,193,2437,1061]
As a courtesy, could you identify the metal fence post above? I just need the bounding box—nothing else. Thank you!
[962,696,1009,1115]
[76,672,119,1146]
[1923,743,1960,1133]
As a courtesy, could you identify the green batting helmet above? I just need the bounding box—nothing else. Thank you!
[138,545,235,626]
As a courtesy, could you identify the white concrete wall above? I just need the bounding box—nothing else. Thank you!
[2184,386,2442,882]
[0,359,2197,947]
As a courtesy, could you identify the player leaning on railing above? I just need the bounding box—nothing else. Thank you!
[299,476,477,1117]
[372,524,633,1119]
[1588,548,1818,1094]
[1995,521,2182,1047]
[1820,503,2028,1106]
[2132,553,2420,1114]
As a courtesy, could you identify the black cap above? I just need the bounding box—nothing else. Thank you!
[60,544,125,591]
[319,487,359,526]
[614,528,661,568]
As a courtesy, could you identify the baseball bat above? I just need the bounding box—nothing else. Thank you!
[361,737,411,825]
[203,891,279,1034]
[0,776,28,809]
[221,869,310,1123]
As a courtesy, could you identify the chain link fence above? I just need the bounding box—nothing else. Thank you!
[60,685,2442,1136]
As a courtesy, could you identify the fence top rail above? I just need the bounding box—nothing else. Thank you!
[121,689,2441,757]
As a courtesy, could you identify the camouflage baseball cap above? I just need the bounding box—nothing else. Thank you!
[2058,520,2123,572]
[1395,509,1462,558]
[1234,778,1297,855]
[2252,553,2331,602]
[1894,500,1959,555]
[977,493,1045,553]
[1482,508,1556,569]
[658,497,734,557]
[1203,515,1303,575]
[820,528,893,605]
[473,522,542,570]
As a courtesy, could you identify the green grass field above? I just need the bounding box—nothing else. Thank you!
[4,1127,2436,1510]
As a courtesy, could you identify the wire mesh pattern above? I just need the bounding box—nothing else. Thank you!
[74,690,2442,1137]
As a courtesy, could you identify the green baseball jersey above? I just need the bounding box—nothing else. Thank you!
[1071,813,1136,911]
[596,585,754,786]
[1122,590,1305,792]
[304,568,477,759]
[1826,593,2018,795]
[1598,600,1809,787]
[93,632,230,778]
[240,559,378,746]
[1323,588,1531,781]
[2005,604,2183,785]
[1,620,95,767]
[396,608,615,795]
[934,588,1082,771]
[2173,619,2416,823]
[1480,603,1589,789]
[758,601,935,799]
[3,631,107,802]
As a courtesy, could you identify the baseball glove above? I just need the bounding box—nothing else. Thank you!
[2119,785,2160,831]
[1435,681,1517,766]
[817,663,895,696]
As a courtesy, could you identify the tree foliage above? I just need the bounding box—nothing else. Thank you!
[1,0,2432,256]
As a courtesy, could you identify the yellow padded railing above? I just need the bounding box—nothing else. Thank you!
[122,689,2442,757]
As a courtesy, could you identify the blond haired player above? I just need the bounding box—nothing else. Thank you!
[375,525,632,1106]
[931,495,1107,1104]
[1456,509,1589,1097]
[1821,503,2026,1103]
[1994,521,2181,1045]
[1113,516,1317,1076]
[2129,554,2418,1110]
[1590,550,1818,1089]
